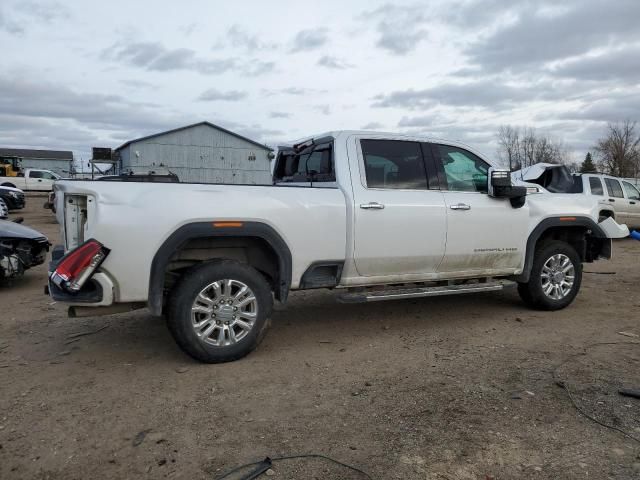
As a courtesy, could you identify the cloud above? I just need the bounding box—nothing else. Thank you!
[103,41,239,75]
[398,114,442,128]
[261,87,324,96]
[269,112,290,119]
[119,79,158,90]
[372,80,576,110]
[104,41,276,76]
[317,55,353,69]
[244,60,276,75]
[463,0,640,72]
[197,88,248,102]
[361,122,384,130]
[15,1,70,23]
[556,90,640,123]
[290,28,329,52]
[225,25,277,51]
[314,105,331,115]
[362,4,429,55]
[549,45,640,82]
[0,9,23,34]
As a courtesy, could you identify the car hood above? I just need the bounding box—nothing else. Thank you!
[0,219,47,240]
[511,163,581,193]
[0,186,25,194]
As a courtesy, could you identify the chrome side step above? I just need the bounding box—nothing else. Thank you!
[337,281,512,303]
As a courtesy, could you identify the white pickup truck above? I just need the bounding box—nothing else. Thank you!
[0,168,60,192]
[48,131,629,363]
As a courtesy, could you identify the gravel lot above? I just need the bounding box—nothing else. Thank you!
[1,198,639,480]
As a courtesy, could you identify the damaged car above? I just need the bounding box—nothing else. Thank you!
[0,220,49,282]
[513,163,640,229]
[0,185,26,210]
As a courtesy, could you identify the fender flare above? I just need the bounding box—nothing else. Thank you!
[147,221,292,316]
[514,216,607,283]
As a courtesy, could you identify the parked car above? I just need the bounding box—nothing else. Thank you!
[514,164,640,230]
[0,185,25,210]
[48,131,628,363]
[0,220,49,282]
[0,198,8,219]
[0,168,60,192]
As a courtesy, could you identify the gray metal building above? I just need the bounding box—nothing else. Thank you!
[0,148,73,176]
[114,122,273,184]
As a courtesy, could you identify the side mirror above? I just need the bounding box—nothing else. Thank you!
[488,168,527,208]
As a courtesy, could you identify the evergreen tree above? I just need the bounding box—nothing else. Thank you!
[580,152,597,173]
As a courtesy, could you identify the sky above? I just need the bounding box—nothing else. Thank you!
[1,0,639,164]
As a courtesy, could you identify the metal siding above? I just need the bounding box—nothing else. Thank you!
[119,124,271,184]
[19,158,70,176]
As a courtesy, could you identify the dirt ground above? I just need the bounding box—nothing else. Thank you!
[1,198,639,480]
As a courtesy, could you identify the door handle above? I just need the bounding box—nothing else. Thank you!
[360,202,385,210]
[608,198,615,202]
[631,201,637,205]
[450,203,471,210]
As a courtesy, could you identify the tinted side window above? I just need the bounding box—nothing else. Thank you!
[361,140,427,189]
[29,171,43,179]
[589,177,603,195]
[622,181,640,200]
[434,144,489,193]
[605,178,624,198]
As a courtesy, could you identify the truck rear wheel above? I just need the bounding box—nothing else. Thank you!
[166,260,273,363]
[517,241,582,311]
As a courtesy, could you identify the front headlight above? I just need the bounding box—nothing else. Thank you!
[9,191,19,198]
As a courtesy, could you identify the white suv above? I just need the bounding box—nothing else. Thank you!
[579,174,640,230]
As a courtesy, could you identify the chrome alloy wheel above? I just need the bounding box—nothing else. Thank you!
[540,253,575,300]
[190,279,258,347]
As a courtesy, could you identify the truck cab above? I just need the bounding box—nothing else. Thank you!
[0,168,60,192]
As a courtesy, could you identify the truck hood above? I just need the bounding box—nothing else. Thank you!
[0,219,48,240]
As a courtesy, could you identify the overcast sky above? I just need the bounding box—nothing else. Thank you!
[1,0,639,163]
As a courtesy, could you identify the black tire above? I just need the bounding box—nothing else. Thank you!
[517,240,582,311]
[166,260,273,363]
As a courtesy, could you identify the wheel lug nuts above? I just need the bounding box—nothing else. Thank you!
[232,315,236,320]
[233,307,238,311]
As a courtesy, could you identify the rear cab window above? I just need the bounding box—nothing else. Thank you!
[588,177,604,195]
[604,178,624,198]
[360,139,429,190]
[273,138,335,186]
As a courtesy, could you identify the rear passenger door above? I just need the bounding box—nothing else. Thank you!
[604,177,628,224]
[351,138,447,277]
[428,143,529,274]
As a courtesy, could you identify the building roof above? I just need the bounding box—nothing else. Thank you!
[114,121,273,152]
[0,148,73,160]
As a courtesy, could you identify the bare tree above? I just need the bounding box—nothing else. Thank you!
[496,125,520,170]
[496,125,568,170]
[594,121,640,178]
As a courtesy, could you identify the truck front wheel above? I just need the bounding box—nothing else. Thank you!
[517,241,582,311]
[166,260,273,363]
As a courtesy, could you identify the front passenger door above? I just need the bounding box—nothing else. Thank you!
[622,181,640,229]
[430,144,529,274]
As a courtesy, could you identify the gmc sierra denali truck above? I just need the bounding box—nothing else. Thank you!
[47,131,629,363]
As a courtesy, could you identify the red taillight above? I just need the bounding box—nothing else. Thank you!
[51,240,109,292]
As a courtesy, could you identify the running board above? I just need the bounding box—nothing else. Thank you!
[337,281,512,303]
